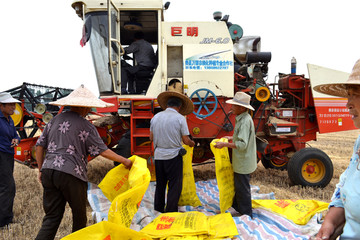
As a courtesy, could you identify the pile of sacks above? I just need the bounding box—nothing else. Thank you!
[61,151,239,240]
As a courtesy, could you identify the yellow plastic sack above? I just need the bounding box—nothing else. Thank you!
[210,138,235,213]
[208,213,239,239]
[178,145,202,207]
[140,212,238,240]
[98,160,131,202]
[127,155,151,189]
[140,212,210,238]
[162,236,203,240]
[252,199,329,225]
[61,220,152,240]
[107,155,151,228]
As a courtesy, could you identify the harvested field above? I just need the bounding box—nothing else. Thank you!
[1,129,358,239]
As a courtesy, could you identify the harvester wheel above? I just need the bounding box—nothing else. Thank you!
[190,88,218,118]
[287,148,333,188]
[260,153,288,170]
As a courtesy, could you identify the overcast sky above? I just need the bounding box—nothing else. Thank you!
[2,0,360,96]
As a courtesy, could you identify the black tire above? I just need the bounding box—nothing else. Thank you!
[260,153,288,170]
[287,148,333,188]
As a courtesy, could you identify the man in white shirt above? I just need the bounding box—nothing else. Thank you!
[150,91,195,212]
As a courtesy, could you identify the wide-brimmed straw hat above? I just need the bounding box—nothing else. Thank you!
[157,90,194,115]
[0,92,21,104]
[50,85,114,108]
[313,59,360,97]
[226,92,255,111]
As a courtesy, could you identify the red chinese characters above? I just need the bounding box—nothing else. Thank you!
[113,174,129,191]
[155,216,176,230]
[275,200,291,208]
[171,27,198,37]
[171,27,182,36]
[187,27,198,36]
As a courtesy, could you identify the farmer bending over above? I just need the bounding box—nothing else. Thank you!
[35,85,132,240]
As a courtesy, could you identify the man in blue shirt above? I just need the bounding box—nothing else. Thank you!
[0,92,21,227]
[314,59,360,239]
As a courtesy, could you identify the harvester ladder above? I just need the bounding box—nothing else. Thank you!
[130,99,154,156]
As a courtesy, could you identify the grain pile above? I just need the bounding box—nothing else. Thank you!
[0,130,358,239]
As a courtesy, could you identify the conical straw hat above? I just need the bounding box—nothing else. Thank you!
[157,90,194,116]
[313,59,360,97]
[50,85,114,108]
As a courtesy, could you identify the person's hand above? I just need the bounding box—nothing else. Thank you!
[214,141,226,149]
[38,171,42,184]
[10,139,19,148]
[223,136,232,141]
[313,222,335,240]
[123,54,133,60]
[123,158,133,169]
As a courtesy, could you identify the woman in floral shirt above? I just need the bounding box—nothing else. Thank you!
[35,85,132,240]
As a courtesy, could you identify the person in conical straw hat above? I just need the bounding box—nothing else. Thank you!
[0,92,21,227]
[214,91,257,218]
[35,85,132,240]
[150,87,195,213]
[313,59,360,240]
[48,84,115,108]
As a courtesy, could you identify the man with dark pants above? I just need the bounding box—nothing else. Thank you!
[154,153,183,212]
[35,85,132,240]
[150,91,195,213]
[121,31,156,94]
[0,92,21,228]
[214,92,257,217]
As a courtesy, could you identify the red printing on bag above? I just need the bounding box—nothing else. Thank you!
[113,174,129,191]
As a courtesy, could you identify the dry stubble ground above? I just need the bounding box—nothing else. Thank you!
[0,129,359,240]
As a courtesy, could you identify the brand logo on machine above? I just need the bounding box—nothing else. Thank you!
[171,27,198,37]
[185,50,233,70]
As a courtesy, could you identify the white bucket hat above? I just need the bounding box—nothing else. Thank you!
[313,59,360,97]
[0,92,21,103]
[226,92,255,111]
[50,85,114,108]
